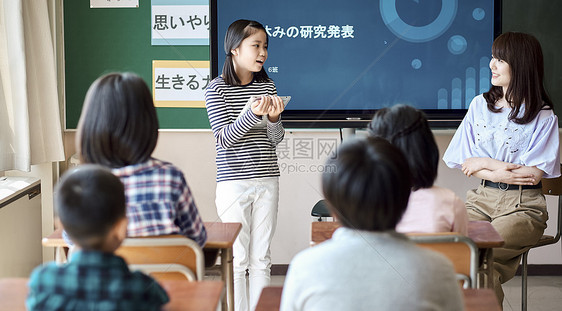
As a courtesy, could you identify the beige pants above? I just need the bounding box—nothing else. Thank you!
[466,184,548,304]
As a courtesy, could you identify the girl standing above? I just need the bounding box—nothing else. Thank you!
[443,32,560,303]
[205,19,285,311]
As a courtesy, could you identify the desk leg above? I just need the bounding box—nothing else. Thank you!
[478,248,494,289]
[55,246,67,264]
[485,249,494,289]
[221,247,234,311]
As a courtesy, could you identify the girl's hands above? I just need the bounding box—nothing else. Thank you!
[250,95,284,122]
[251,96,271,116]
[267,96,284,122]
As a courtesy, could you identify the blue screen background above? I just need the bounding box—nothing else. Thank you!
[217,0,495,112]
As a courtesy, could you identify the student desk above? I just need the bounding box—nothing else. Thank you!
[254,286,501,311]
[41,222,241,311]
[160,280,224,311]
[466,221,505,288]
[310,220,505,288]
[204,222,242,311]
[0,278,223,311]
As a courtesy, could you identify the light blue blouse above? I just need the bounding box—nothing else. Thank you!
[443,94,560,178]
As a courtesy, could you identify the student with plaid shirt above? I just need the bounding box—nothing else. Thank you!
[74,72,207,246]
[27,165,169,310]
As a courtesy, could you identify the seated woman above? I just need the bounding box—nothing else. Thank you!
[368,104,468,235]
[280,137,463,311]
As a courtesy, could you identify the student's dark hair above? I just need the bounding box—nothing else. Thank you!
[55,164,126,250]
[367,104,438,190]
[222,19,270,86]
[483,32,553,124]
[322,137,412,231]
[76,72,159,168]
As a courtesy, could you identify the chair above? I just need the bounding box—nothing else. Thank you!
[129,264,197,281]
[521,169,562,311]
[310,223,478,288]
[115,235,205,281]
[408,233,479,289]
[311,199,330,221]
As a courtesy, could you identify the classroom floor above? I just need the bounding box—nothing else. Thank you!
[269,275,562,311]
[502,276,562,311]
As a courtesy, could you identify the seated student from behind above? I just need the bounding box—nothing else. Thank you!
[27,165,169,311]
[368,104,468,235]
[74,72,206,246]
[280,137,463,311]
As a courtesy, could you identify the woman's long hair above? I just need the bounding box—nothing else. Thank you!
[483,32,553,124]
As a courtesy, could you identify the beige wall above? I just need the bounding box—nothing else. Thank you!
[63,129,562,265]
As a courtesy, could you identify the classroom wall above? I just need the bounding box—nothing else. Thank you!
[57,0,562,267]
[63,130,562,265]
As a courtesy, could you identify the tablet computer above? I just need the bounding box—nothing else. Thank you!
[238,95,291,126]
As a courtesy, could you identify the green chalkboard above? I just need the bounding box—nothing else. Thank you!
[502,0,562,118]
[503,0,562,121]
[64,1,210,129]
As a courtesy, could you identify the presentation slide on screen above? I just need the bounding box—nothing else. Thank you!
[217,0,495,111]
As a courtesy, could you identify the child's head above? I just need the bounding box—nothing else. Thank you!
[322,137,412,231]
[222,19,270,85]
[56,164,127,252]
[76,72,158,168]
[368,104,438,190]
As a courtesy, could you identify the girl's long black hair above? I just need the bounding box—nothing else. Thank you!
[222,19,271,86]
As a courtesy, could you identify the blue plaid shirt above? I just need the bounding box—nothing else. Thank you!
[27,251,169,311]
[112,158,207,246]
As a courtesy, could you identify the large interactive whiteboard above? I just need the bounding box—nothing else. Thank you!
[211,0,501,127]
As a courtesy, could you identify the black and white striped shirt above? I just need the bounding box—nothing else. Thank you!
[205,77,285,182]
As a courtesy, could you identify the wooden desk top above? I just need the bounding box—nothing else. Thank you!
[0,278,27,311]
[310,221,340,246]
[466,221,504,248]
[42,222,242,250]
[255,286,501,311]
[160,280,224,311]
[203,222,242,249]
[255,286,283,311]
[0,278,223,311]
[311,221,505,249]
[41,229,64,247]
[463,288,502,311]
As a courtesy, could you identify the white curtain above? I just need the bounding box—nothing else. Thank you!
[0,0,64,172]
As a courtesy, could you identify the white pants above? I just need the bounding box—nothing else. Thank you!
[216,177,279,311]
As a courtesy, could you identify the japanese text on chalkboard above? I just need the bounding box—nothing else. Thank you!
[151,2,209,45]
[153,14,209,31]
[152,60,209,108]
[154,73,210,91]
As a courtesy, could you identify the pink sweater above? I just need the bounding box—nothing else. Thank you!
[396,186,468,235]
